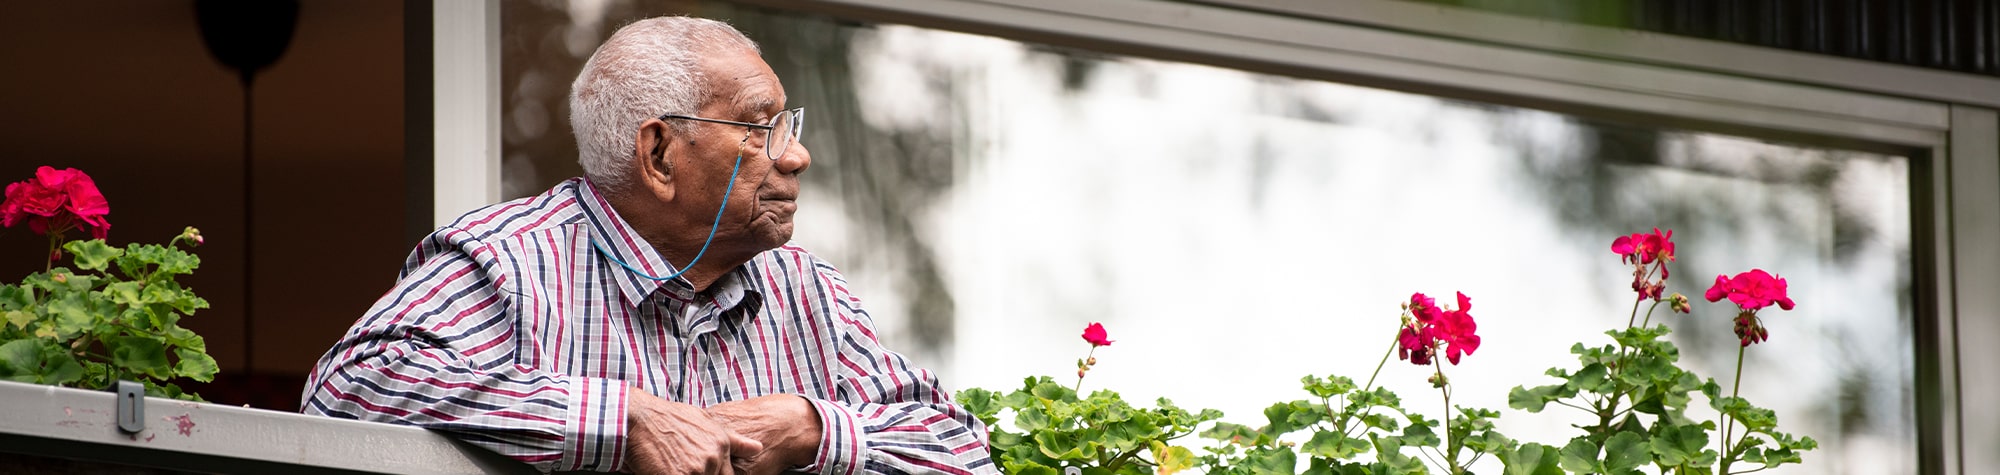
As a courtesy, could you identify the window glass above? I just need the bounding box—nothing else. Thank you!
[503,3,1915,473]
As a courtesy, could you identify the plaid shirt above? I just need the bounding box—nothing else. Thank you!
[302,178,994,474]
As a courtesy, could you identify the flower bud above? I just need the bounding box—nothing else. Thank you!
[1086,357,1097,366]
[1669,293,1691,314]
[182,226,205,246]
[1077,369,1088,379]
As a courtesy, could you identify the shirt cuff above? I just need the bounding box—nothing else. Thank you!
[558,376,631,472]
[798,397,863,475]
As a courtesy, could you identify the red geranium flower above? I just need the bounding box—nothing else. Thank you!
[1611,228,1675,265]
[1081,322,1114,347]
[1397,323,1435,365]
[1612,228,1676,301]
[1408,292,1441,323]
[1703,269,1795,312]
[1705,269,1795,347]
[1432,292,1481,365]
[1398,292,1480,366]
[1,166,111,239]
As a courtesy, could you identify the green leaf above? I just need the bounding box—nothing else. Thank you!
[1603,431,1650,473]
[1358,413,1400,432]
[143,284,207,315]
[107,336,172,379]
[1464,429,1516,454]
[163,326,205,351]
[1649,424,1713,466]
[1004,461,1060,475]
[1152,441,1197,475]
[1101,415,1160,452]
[1016,405,1053,432]
[1396,418,1440,448]
[1261,400,1324,437]
[103,281,144,307]
[174,348,218,382]
[1202,422,1267,446]
[1498,442,1565,475]
[1302,431,1371,460]
[1032,430,1094,462]
[1367,435,1424,474]
[1031,379,1076,402]
[4,310,32,331]
[1238,446,1297,475]
[957,387,1000,425]
[0,285,31,310]
[1568,363,1614,393]
[65,239,123,272]
[1558,438,1602,473]
[46,293,94,339]
[1508,384,1569,412]
[1302,374,1356,398]
[0,339,84,385]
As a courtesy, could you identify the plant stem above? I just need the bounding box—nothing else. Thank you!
[1720,344,1746,475]
[1073,346,1097,393]
[45,234,59,272]
[1435,361,1459,475]
[1640,300,1662,328]
[1361,330,1398,394]
[1338,331,1400,435]
[1624,265,1653,329]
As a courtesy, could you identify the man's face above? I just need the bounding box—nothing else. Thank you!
[672,48,811,253]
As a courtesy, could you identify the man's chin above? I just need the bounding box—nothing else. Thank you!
[752,220,795,250]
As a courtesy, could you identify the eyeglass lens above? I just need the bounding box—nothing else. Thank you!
[765,109,801,161]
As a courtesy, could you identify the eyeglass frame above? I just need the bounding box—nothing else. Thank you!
[655,107,805,161]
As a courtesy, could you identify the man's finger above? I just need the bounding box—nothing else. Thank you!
[729,431,765,456]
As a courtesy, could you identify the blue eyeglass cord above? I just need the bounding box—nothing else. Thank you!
[589,150,745,282]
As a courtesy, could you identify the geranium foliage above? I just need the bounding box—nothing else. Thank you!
[963,227,1817,474]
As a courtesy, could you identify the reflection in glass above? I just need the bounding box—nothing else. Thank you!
[502,3,1914,473]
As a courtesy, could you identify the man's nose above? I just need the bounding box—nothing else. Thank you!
[776,141,811,174]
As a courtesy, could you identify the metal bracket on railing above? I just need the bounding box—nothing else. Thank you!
[114,380,144,434]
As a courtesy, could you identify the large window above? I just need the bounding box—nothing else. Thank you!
[503,3,1916,473]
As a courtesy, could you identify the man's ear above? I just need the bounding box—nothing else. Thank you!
[633,118,676,202]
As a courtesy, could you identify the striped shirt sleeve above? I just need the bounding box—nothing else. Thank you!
[301,227,629,473]
[797,262,998,475]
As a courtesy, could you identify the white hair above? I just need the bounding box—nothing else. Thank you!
[570,17,759,191]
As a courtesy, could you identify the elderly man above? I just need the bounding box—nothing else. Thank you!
[302,17,992,475]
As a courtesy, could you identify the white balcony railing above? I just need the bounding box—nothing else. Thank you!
[0,379,537,474]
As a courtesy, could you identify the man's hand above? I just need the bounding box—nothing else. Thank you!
[705,395,823,475]
[627,391,764,475]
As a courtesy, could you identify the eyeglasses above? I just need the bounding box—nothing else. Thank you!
[657,107,805,161]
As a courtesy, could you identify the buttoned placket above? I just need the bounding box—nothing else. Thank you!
[651,269,762,404]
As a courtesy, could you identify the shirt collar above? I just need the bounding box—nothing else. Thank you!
[576,178,763,316]
[577,177,687,305]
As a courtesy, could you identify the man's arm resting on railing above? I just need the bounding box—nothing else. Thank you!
[300,229,629,473]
